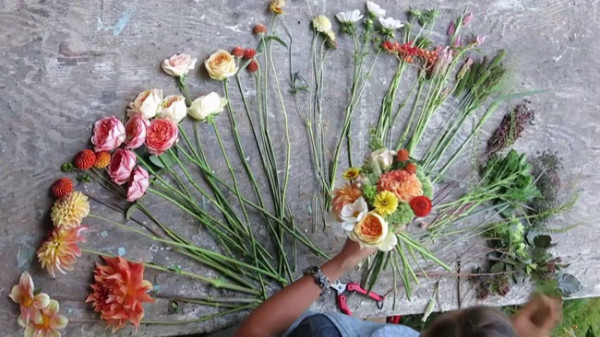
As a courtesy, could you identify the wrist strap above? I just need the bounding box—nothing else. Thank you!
[303,266,330,296]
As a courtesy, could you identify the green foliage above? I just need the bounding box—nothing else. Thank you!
[553,298,600,337]
[387,202,414,229]
[481,149,541,211]
[363,184,377,205]
[416,168,434,198]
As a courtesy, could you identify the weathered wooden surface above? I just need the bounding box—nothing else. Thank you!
[1,0,599,336]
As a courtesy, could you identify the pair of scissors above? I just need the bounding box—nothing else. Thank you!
[329,280,385,316]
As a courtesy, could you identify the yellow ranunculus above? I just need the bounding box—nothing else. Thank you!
[204,50,238,81]
[373,191,398,216]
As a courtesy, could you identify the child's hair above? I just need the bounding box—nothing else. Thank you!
[424,306,516,337]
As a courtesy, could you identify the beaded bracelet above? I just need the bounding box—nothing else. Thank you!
[303,266,330,296]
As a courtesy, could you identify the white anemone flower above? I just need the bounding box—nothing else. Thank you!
[339,197,368,231]
[379,17,404,30]
[336,10,363,23]
[366,1,386,17]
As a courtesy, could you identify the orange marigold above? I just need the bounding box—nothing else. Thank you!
[86,256,155,332]
[94,151,111,169]
[74,149,96,170]
[377,169,423,202]
[51,177,73,199]
[37,225,87,277]
[331,184,362,217]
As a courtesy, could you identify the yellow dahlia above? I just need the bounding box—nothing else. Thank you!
[342,167,360,180]
[373,191,398,216]
[377,169,423,202]
[50,191,90,229]
[38,226,87,277]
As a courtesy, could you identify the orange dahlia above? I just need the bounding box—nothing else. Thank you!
[37,225,87,277]
[74,149,96,170]
[94,151,111,169]
[331,184,362,217]
[404,162,417,175]
[377,169,423,202]
[86,256,155,332]
[51,177,73,199]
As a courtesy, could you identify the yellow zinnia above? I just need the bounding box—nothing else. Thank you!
[342,167,360,180]
[373,191,398,216]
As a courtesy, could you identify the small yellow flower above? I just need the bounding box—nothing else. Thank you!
[342,167,360,180]
[50,191,90,229]
[373,191,398,216]
[269,0,285,14]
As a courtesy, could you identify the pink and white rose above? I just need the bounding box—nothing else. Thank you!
[157,95,187,123]
[108,148,137,185]
[91,116,126,152]
[161,53,197,77]
[124,113,150,149]
[126,166,150,202]
[128,89,163,119]
[146,118,179,155]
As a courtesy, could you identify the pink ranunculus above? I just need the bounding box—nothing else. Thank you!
[108,148,137,185]
[145,118,178,155]
[127,166,150,202]
[124,113,150,149]
[91,116,126,152]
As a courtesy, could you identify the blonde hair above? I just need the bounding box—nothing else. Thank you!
[424,306,516,337]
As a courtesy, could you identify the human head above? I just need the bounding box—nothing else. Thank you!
[422,306,516,337]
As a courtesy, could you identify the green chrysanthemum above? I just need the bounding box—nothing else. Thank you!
[386,202,414,231]
[416,168,434,198]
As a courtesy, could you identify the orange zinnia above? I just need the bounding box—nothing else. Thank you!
[377,169,423,202]
[331,184,362,217]
[86,256,154,332]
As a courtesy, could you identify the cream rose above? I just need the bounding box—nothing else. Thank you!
[157,95,187,123]
[313,15,332,33]
[128,89,163,119]
[368,148,396,171]
[188,92,228,122]
[349,212,398,251]
[204,50,238,81]
[161,53,197,77]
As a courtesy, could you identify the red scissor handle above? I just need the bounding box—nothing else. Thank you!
[336,294,352,315]
[347,282,384,302]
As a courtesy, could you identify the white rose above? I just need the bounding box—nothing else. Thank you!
[313,15,332,33]
[348,211,398,251]
[369,148,396,170]
[366,1,386,17]
[127,89,163,119]
[339,197,368,231]
[188,92,228,122]
[379,17,404,30]
[157,95,187,123]
[336,10,363,23]
[162,53,197,77]
[204,50,238,81]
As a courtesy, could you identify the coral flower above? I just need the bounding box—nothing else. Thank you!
[377,169,423,202]
[397,148,410,162]
[331,184,362,217]
[409,195,432,217]
[94,151,111,169]
[50,191,90,230]
[9,272,50,324]
[51,178,73,199]
[86,256,155,332]
[18,299,68,337]
[342,167,360,180]
[269,0,285,14]
[37,226,87,277]
[373,191,398,216]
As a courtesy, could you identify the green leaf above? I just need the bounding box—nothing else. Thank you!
[586,327,596,337]
[125,203,137,220]
[490,262,506,274]
[533,235,552,248]
[267,35,288,48]
[149,149,178,169]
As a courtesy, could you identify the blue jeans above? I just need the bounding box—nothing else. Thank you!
[288,314,342,337]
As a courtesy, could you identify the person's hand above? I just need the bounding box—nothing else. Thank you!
[335,238,377,271]
[512,294,562,337]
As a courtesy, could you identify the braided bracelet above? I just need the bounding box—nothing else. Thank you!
[303,266,330,296]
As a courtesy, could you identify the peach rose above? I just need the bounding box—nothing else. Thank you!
[161,53,197,77]
[124,113,149,149]
[127,89,163,119]
[204,49,238,81]
[157,95,187,123]
[349,212,398,251]
[108,149,137,185]
[91,116,126,152]
[145,118,178,155]
[126,166,150,202]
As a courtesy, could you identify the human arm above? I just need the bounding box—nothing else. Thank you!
[234,239,375,337]
[512,294,562,337]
